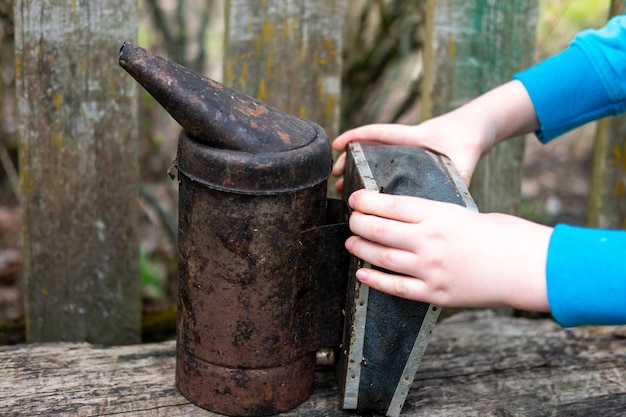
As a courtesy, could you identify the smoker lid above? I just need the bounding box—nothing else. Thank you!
[119,42,317,154]
[175,127,331,195]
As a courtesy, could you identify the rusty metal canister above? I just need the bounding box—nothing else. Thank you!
[119,43,334,416]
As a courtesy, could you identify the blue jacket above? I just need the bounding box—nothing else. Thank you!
[514,16,626,327]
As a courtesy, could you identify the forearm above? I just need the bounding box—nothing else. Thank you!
[447,80,539,155]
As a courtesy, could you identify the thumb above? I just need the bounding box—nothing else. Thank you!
[332,124,419,152]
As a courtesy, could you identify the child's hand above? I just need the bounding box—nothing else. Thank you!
[332,80,538,191]
[345,189,552,312]
[331,120,484,191]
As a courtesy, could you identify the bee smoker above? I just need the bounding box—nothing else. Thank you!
[119,43,348,416]
[119,43,477,417]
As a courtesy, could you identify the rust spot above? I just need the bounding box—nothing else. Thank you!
[277,130,292,145]
[263,380,274,402]
[248,103,268,118]
[208,79,224,90]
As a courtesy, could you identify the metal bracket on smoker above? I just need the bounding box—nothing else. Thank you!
[337,143,478,417]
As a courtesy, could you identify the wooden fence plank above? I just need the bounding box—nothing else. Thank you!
[587,0,626,229]
[421,0,539,215]
[588,115,626,228]
[223,0,345,139]
[2,312,626,416]
[14,0,141,344]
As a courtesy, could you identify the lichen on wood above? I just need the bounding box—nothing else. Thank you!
[2,312,626,416]
[224,0,344,139]
[14,0,141,344]
[422,0,538,216]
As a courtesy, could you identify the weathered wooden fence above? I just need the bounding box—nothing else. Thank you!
[588,0,626,228]
[422,0,538,216]
[12,0,625,345]
[15,0,140,344]
[223,0,344,140]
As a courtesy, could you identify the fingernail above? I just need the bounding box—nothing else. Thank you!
[356,268,368,282]
[344,237,354,251]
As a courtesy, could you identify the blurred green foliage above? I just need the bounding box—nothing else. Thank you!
[519,198,559,226]
[140,245,166,299]
[537,0,610,58]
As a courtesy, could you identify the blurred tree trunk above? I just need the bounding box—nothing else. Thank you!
[341,0,426,131]
[141,0,215,73]
[15,0,140,344]
[422,0,538,215]
[586,0,626,229]
[588,104,626,229]
[0,0,18,200]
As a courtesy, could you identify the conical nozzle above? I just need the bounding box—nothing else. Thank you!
[118,42,317,154]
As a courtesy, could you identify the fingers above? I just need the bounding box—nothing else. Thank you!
[345,234,420,277]
[331,153,346,191]
[348,211,418,252]
[334,178,344,192]
[332,123,417,189]
[348,189,437,223]
[355,268,433,303]
[345,192,436,275]
[331,124,416,190]
[332,123,416,152]
[331,152,346,178]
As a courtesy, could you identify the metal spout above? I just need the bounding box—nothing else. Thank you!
[118,42,317,154]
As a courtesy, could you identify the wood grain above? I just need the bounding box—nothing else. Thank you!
[2,311,625,416]
[223,0,344,138]
[14,0,141,344]
[422,0,539,216]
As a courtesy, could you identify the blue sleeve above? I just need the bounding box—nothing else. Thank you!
[513,15,626,142]
[546,225,626,327]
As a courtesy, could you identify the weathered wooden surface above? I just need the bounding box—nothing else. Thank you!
[14,1,141,344]
[2,311,625,416]
[223,0,344,139]
[421,0,538,215]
